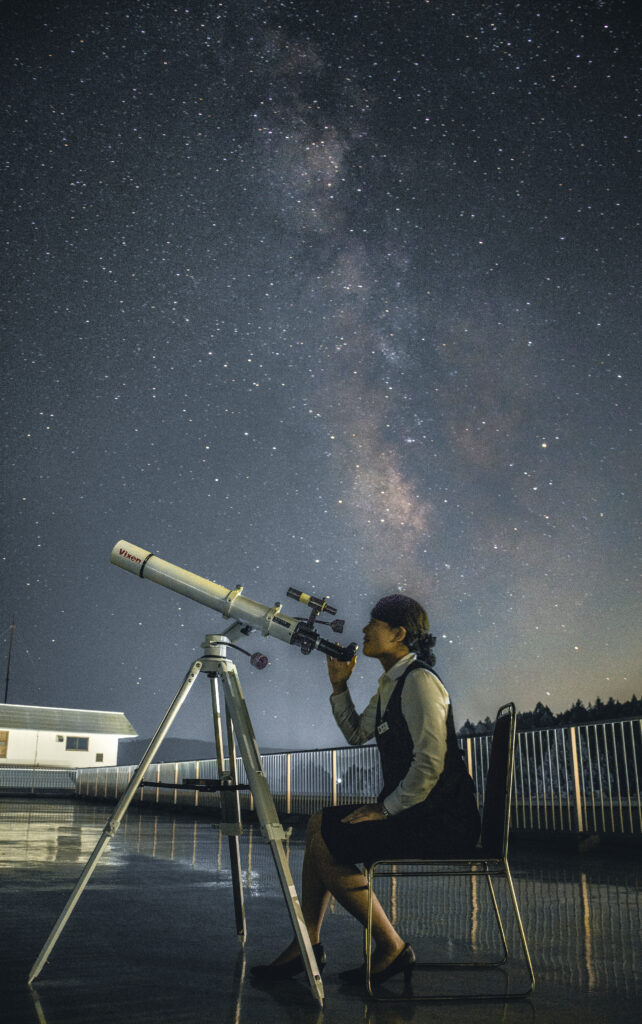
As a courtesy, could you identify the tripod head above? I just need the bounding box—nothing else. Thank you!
[110,541,359,664]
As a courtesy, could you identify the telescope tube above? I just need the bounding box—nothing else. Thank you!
[110,541,358,660]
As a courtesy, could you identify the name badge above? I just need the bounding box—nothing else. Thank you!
[376,721,390,736]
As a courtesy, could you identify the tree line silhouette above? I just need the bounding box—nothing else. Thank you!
[457,694,642,737]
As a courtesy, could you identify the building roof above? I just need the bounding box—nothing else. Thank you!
[0,704,137,736]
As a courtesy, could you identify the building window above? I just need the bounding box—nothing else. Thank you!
[66,736,89,751]
[96,753,104,762]
[56,735,64,742]
[0,731,8,759]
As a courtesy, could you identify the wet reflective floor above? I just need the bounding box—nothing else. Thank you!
[1,799,641,1024]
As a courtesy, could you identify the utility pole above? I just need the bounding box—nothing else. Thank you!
[4,617,15,704]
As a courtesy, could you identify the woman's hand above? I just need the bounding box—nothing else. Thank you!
[326,652,357,693]
[341,804,387,824]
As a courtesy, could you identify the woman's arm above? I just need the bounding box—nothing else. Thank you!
[330,688,378,745]
[327,653,378,745]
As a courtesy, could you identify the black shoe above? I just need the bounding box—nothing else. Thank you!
[251,943,326,980]
[339,943,415,986]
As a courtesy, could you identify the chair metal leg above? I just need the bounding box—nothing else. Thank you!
[503,862,536,996]
[365,860,535,1002]
[483,868,510,966]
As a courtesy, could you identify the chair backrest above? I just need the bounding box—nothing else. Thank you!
[480,702,516,858]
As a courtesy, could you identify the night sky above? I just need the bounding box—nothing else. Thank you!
[2,1,640,751]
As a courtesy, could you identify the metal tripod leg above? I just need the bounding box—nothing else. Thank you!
[213,657,324,1006]
[210,674,246,943]
[28,659,203,984]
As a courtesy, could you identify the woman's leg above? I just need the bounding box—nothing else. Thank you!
[270,812,405,969]
[300,811,332,942]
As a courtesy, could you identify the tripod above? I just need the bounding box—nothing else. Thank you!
[28,633,325,1006]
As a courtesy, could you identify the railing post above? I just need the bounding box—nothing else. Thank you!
[332,749,337,806]
[569,727,584,833]
[286,753,291,815]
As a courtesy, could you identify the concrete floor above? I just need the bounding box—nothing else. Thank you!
[1,798,640,1024]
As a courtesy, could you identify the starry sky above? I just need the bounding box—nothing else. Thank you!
[2,0,640,751]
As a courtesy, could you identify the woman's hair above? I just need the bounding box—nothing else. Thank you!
[370,594,437,667]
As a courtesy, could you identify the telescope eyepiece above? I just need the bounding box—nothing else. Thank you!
[318,638,359,662]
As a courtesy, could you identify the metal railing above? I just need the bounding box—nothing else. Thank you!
[69,717,642,838]
[467,718,642,836]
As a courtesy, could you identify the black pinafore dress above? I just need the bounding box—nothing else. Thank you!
[321,661,481,865]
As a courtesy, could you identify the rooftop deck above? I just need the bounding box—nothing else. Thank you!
[1,798,640,1023]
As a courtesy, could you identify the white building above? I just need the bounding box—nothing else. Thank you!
[0,704,137,769]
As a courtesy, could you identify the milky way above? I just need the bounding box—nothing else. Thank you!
[2,1,640,749]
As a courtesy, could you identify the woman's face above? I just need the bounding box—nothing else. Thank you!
[361,617,406,659]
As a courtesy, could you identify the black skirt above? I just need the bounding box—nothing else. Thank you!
[321,789,480,868]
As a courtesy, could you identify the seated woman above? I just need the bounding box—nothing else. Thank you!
[252,594,481,985]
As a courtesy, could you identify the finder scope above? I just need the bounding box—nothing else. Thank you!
[110,541,358,662]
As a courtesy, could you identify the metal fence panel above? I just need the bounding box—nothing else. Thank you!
[507,720,641,836]
[0,768,76,792]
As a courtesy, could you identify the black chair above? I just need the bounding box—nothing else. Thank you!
[364,702,535,1000]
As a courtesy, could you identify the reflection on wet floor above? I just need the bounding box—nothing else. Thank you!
[1,799,641,1024]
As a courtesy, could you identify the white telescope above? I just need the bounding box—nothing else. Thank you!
[110,541,358,661]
